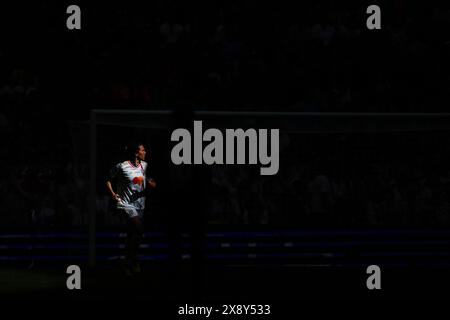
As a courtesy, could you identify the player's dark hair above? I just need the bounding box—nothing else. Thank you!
[124,141,144,160]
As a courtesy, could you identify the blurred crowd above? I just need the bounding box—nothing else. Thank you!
[2,1,449,115]
[1,1,450,227]
[3,127,450,228]
[208,133,450,227]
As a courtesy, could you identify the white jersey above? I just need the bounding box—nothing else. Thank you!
[109,160,148,214]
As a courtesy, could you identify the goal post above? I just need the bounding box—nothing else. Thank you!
[88,110,450,267]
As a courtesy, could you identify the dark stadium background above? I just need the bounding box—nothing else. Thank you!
[1,0,450,309]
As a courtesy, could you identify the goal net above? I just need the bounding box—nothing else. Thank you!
[80,110,450,266]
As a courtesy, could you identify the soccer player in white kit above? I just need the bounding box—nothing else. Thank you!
[106,142,156,276]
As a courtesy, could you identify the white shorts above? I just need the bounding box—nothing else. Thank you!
[117,206,144,219]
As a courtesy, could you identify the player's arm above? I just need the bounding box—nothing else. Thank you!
[107,164,122,202]
[144,163,156,188]
[106,180,121,202]
[147,178,156,188]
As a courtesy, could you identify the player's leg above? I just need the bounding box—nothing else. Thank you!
[124,215,144,273]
